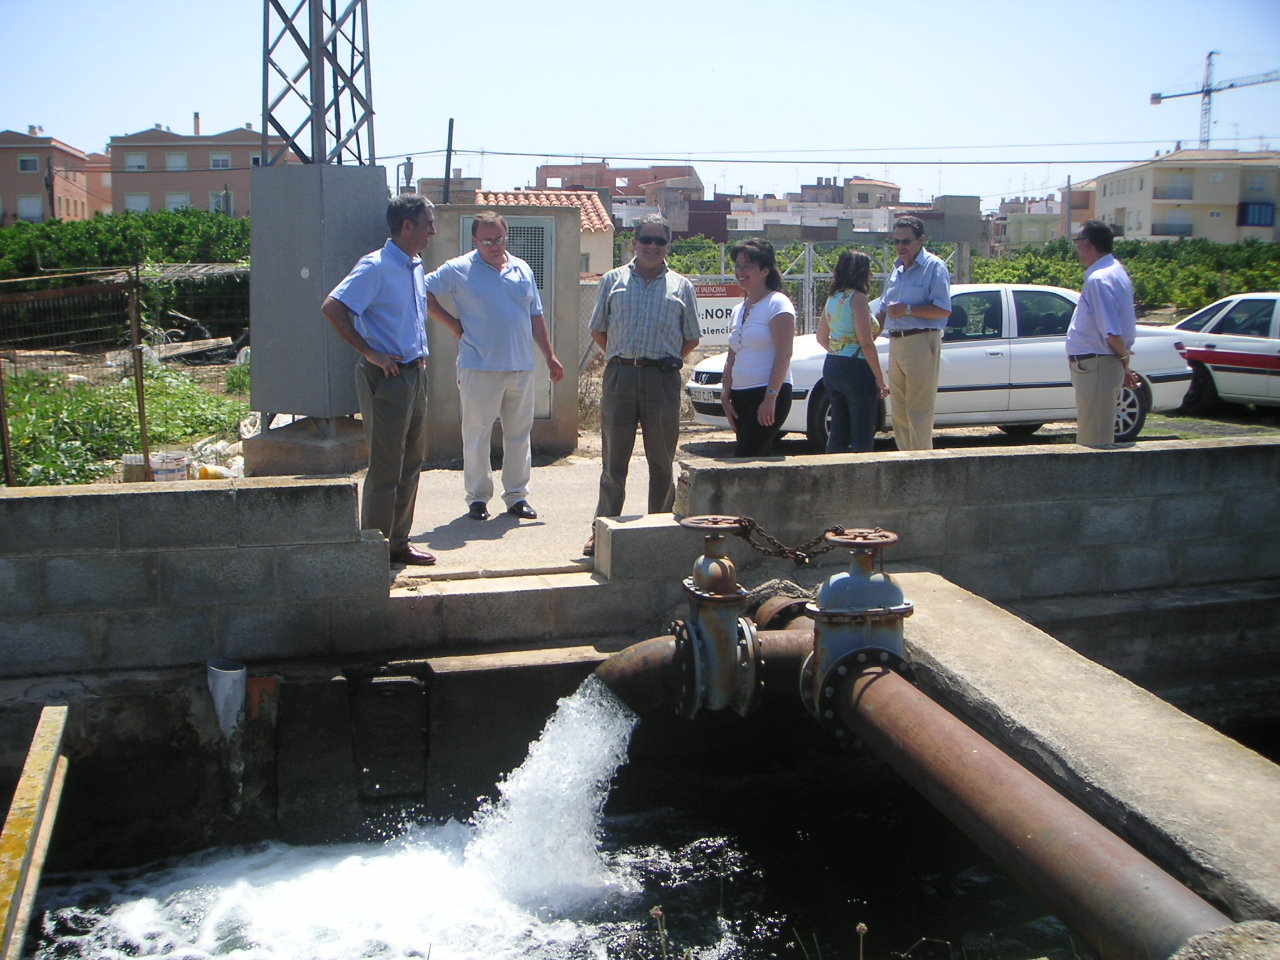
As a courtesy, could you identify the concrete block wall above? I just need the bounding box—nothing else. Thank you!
[0,478,388,679]
[675,438,1280,603]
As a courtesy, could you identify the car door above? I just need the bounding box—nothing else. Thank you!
[1008,287,1079,416]
[936,288,1010,415]
[1191,297,1279,403]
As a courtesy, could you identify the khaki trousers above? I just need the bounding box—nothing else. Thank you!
[1070,354,1124,447]
[889,330,942,451]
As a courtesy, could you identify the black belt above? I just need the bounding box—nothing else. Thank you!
[1068,353,1104,362]
[397,357,425,368]
[888,328,932,338]
[609,356,663,367]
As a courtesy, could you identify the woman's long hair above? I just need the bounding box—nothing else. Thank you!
[827,250,871,297]
[729,237,783,292]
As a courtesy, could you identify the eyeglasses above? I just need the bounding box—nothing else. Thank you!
[891,238,916,246]
[477,237,508,247]
[636,235,669,246]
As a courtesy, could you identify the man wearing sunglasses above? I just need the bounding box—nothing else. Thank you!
[426,211,564,522]
[875,215,952,450]
[584,213,701,557]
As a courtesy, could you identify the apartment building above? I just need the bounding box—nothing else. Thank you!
[1092,149,1279,242]
[0,127,91,225]
[108,123,294,218]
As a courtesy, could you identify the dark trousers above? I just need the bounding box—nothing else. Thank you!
[729,383,793,457]
[823,353,879,453]
[355,359,427,550]
[596,364,682,517]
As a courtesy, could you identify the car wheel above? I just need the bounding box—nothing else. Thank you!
[1180,363,1221,416]
[807,386,830,449]
[1114,381,1150,443]
[996,423,1044,437]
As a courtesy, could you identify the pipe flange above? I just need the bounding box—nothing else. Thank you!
[813,648,914,737]
[671,619,702,720]
[731,615,762,717]
[683,578,750,604]
[754,595,811,630]
[680,515,751,533]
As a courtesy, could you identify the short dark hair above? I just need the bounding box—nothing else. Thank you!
[893,215,925,239]
[387,193,432,234]
[471,210,506,236]
[828,250,871,297]
[633,213,672,243]
[729,237,783,292]
[1077,219,1114,254]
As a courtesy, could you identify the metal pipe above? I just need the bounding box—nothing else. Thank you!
[837,666,1231,960]
[595,628,812,718]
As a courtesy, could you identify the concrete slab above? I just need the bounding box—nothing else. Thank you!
[901,571,1280,922]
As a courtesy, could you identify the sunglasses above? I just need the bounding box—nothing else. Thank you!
[891,238,916,246]
[636,235,669,246]
[477,237,508,247]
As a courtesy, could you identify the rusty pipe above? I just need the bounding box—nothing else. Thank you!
[594,627,813,718]
[836,666,1231,960]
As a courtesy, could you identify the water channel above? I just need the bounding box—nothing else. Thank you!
[33,676,1075,959]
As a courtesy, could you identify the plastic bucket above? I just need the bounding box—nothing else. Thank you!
[123,453,191,482]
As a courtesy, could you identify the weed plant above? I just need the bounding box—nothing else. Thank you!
[4,367,248,486]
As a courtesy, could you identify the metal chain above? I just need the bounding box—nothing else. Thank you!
[729,517,851,566]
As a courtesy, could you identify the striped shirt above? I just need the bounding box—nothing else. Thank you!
[590,260,700,360]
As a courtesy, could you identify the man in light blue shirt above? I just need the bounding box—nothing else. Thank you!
[322,194,437,566]
[875,216,952,450]
[426,211,564,521]
[1066,220,1137,446]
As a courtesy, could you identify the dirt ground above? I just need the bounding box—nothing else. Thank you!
[567,403,1280,465]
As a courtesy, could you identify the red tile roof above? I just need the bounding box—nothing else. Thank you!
[475,189,613,232]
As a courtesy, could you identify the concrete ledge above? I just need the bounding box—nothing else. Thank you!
[676,438,1280,601]
[901,571,1280,921]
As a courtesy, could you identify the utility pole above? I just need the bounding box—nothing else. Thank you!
[1150,51,1280,150]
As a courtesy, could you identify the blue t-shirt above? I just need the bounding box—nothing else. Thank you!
[328,239,430,361]
[424,249,544,371]
[881,247,951,333]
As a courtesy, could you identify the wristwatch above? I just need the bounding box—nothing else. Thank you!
[766,388,778,396]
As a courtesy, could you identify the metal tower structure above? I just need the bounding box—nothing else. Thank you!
[1150,51,1280,149]
[261,0,376,166]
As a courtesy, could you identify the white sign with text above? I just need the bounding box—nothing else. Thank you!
[694,283,743,348]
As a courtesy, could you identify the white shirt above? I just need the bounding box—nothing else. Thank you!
[727,290,795,389]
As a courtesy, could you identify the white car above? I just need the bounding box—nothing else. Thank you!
[686,283,1192,446]
[1171,293,1280,414]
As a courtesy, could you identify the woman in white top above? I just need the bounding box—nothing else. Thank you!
[721,238,796,457]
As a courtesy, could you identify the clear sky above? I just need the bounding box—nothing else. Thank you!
[5,0,1279,213]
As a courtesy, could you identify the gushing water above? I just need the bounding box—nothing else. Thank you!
[35,676,751,960]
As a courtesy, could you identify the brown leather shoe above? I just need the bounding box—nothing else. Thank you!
[390,545,437,566]
[582,535,595,557]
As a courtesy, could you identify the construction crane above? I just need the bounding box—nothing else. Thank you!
[1150,51,1280,149]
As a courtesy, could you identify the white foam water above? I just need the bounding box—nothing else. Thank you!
[35,675,749,960]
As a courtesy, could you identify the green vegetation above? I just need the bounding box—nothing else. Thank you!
[615,231,1280,315]
[0,209,251,281]
[224,360,251,395]
[4,367,249,486]
[973,237,1280,311]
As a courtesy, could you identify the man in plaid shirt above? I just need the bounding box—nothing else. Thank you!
[584,214,700,556]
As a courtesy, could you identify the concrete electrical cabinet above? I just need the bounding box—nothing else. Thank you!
[249,163,389,419]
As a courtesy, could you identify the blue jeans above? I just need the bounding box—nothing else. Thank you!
[823,353,878,453]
